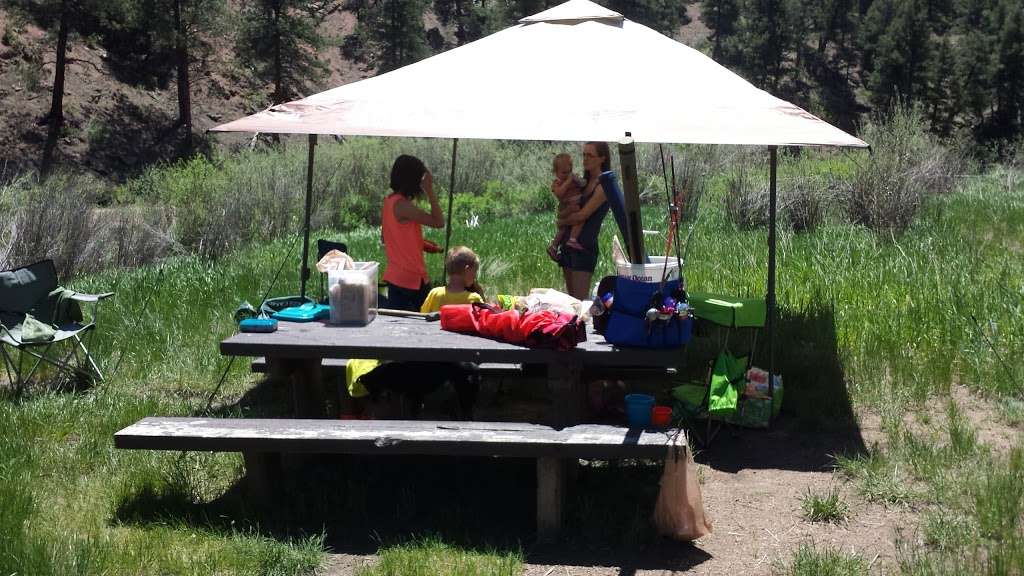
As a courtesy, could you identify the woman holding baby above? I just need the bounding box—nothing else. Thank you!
[550,142,613,301]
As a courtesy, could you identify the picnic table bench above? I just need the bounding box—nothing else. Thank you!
[114,417,685,541]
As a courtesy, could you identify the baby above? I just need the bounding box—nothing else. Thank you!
[547,153,585,261]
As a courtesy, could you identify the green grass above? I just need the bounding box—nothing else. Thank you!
[800,486,850,524]
[1,161,1023,574]
[774,543,869,576]
[355,538,522,576]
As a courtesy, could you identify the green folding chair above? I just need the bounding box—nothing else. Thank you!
[687,292,767,443]
[0,260,114,392]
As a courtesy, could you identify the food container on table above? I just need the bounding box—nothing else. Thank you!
[328,261,378,325]
[624,393,655,428]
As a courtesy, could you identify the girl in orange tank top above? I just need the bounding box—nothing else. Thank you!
[380,155,445,311]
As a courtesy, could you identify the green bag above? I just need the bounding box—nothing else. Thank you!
[707,352,747,417]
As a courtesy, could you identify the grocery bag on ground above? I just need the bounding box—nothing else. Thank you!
[653,444,713,541]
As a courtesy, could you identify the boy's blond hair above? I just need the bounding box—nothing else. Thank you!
[446,246,479,275]
[552,153,572,172]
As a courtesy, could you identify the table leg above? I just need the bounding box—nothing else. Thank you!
[265,356,290,387]
[243,451,282,502]
[536,456,564,543]
[547,360,585,428]
[288,358,331,418]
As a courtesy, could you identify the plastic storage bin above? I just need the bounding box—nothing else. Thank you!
[615,256,681,283]
[327,262,378,325]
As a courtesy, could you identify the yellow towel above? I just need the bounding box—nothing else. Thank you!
[345,358,380,398]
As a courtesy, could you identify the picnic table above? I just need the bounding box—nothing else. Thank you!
[113,314,693,541]
[220,314,685,426]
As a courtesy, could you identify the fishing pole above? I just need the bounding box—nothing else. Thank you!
[201,234,302,414]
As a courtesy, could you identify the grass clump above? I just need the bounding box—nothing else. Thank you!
[800,486,850,524]
[355,538,522,576]
[773,543,869,576]
[834,450,915,506]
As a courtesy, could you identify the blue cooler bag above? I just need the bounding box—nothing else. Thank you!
[603,277,692,348]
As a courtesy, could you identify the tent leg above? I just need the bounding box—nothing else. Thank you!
[300,134,317,299]
[442,138,459,283]
[767,145,777,426]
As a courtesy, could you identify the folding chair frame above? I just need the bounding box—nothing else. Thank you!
[1,292,113,393]
[699,323,760,445]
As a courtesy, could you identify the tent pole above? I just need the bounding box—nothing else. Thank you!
[300,134,317,299]
[442,138,459,283]
[767,145,777,427]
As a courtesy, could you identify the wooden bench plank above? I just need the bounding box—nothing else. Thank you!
[114,417,686,543]
[251,357,348,374]
[114,417,683,459]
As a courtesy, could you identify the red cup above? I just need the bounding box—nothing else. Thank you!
[651,405,673,428]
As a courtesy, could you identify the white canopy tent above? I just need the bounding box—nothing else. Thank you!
[213,0,864,147]
[212,0,868,415]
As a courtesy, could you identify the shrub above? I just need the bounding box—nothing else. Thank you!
[724,163,769,229]
[844,102,965,236]
[784,177,826,232]
[0,174,178,276]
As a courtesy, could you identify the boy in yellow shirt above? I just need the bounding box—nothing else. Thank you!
[420,246,484,313]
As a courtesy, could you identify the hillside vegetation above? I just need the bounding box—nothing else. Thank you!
[0,0,1021,181]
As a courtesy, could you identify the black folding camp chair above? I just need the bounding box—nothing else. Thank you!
[316,239,348,302]
[0,260,114,391]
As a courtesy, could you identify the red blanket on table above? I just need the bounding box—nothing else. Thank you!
[440,304,586,351]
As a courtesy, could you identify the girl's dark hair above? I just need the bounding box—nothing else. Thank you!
[390,155,426,198]
[586,141,612,172]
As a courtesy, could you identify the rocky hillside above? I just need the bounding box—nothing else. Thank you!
[0,7,376,181]
[0,5,707,182]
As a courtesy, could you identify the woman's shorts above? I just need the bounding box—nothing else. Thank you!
[558,245,599,273]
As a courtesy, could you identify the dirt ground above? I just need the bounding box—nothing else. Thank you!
[314,385,1020,576]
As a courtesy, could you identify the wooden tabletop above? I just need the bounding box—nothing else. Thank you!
[220,315,684,367]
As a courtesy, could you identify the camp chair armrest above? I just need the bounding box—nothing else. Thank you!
[69,292,115,303]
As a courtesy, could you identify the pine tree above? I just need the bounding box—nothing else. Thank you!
[6,0,130,177]
[862,0,933,110]
[701,0,741,62]
[355,0,429,72]
[925,36,957,135]
[605,0,689,37]
[953,0,996,132]
[992,0,1024,139]
[432,0,485,45]
[736,0,792,91]
[130,0,225,153]
[237,0,340,106]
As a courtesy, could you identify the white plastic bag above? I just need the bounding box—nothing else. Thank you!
[524,288,581,316]
[316,249,354,273]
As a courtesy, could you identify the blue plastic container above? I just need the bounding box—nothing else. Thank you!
[624,393,655,428]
